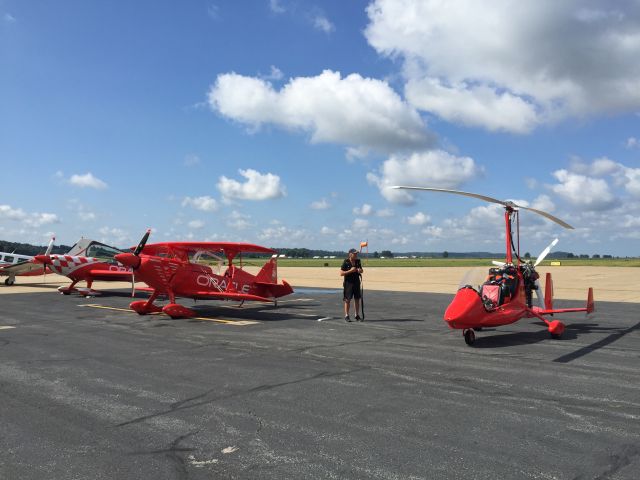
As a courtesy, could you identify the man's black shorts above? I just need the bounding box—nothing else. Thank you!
[343,282,361,301]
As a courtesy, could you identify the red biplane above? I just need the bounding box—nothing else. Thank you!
[114,230,294,319]
[392,186,594,346]
[33,238,134,296]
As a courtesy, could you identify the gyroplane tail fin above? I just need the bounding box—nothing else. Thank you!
[544,272,554,311]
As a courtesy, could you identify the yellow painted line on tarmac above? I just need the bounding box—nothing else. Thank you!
[80,304,162,315]
[79,304,259,326]
[277,298,314,304]
[192,317,259,326]
[0,326,16,330]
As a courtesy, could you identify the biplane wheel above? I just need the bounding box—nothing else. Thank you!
[4,277,15,286]
[463,329,476,346]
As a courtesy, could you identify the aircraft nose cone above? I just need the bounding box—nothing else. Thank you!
[444,287,485,329]
[33,255,51,264]
[115,252,140,269]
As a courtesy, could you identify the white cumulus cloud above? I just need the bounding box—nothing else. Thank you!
[208,70,434,154]
[367,150,481,203]
[353,218,369,230]
[313,14,335,34]
[98,227,129,246]
[69,172,107,189]
[0,205,59,227]
[365,0,640,133]
[353,204,374,216]
[550,169,617,211]
[182,196,219,212]
[227,210,252,230]
[188,220,205,229]
[407,212,430,225]
[217,169,286,201]
[269,0,285,14]
[310,198,331,210]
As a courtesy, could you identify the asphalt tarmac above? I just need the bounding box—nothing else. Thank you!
[0,287,638,480]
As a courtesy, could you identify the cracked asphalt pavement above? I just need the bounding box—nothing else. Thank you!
[1,288,638,479]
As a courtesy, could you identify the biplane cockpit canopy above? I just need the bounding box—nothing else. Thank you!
[67,239,123,260]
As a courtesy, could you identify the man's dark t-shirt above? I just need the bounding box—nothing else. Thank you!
[341,258,362,284]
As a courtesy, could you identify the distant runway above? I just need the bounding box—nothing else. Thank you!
[1,288,638,479]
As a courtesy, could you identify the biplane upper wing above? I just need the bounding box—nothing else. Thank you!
[140,242,276,258]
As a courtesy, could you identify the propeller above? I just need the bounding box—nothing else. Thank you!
[391,186,574,229]
[492,237,559,268]
[534,238,558,267]
[114,229,151,297]
[133,229,151,256]
[43,236,55,283]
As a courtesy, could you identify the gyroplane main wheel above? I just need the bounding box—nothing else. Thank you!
[4,277,15,286]
[463,329,476,346]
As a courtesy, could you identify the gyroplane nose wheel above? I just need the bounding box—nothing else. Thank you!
[463,328,476,346]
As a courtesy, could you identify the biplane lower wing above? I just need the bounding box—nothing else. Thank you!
[191,291,273,302]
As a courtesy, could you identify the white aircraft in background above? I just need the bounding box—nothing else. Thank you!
[0,236,55,286]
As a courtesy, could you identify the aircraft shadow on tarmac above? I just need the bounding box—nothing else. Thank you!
[467,328,551,348]
[355,317,425,323]
[470,322,602,348]
[473,320,640,363]
[553,320,640,363]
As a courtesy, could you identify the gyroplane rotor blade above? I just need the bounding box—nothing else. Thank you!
[391,186,574,229]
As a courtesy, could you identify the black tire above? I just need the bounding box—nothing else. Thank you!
[5,277,15,286]
[464,329,476,346]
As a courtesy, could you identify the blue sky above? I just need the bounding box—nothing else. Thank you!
[1,0,639,256]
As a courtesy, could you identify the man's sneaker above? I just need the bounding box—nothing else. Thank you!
[345,315,352,322]
[355,315,362,322]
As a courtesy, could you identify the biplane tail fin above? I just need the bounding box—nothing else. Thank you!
[255,257,278,284]
[544,272,554,311]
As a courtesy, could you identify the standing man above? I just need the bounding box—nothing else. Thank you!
[340,248,363,322]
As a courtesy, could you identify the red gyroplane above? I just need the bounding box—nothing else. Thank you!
[33,238,134,295]
[392,186,594,346]
[114,230,294,319]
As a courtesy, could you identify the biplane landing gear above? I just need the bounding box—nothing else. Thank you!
[463,328,476,346]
